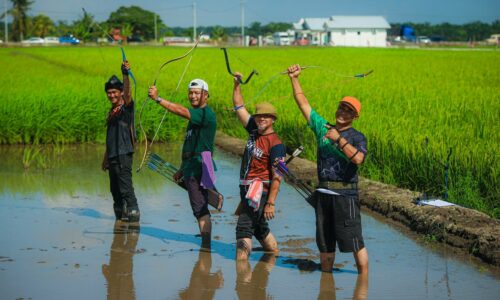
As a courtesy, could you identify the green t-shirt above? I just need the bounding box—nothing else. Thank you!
[180,106,217,178]
[309,109,346,159]
[309,109,368,183]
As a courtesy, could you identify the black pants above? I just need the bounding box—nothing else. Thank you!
[185,176,210,219]
[236,185,270,241]
[314,189,364,253]
[108,154,138,218]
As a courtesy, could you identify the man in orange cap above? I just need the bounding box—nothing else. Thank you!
[287,64,368,274]
[231,71,286,261]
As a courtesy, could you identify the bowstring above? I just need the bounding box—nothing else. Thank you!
[149,54,194,148]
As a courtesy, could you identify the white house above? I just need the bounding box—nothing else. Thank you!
[293,16,391,47]
[293,18,330,45]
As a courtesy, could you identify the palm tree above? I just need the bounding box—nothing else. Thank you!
[30,14,55,38]
[9,0,34,41]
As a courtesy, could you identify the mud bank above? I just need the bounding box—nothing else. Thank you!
[215,131,500,266]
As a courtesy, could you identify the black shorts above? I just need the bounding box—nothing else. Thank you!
[185,176,210,219]
[314,190,365,253]
[236,185,270,241]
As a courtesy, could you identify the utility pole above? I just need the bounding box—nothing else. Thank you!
[192,2,197,41]
[154,14,157,43]
[4,0,7,43]
[240,0,245,46]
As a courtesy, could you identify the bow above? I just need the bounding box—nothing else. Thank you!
[249,66,374,104]
[221,47,258,84]
[136,36,201,172]
[82,8,137,98]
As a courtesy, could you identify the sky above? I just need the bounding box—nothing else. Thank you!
[22,0,500,27]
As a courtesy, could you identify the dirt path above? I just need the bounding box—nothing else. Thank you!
[215,131,500,266]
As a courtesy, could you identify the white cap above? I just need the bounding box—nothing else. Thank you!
[188,79,209,92]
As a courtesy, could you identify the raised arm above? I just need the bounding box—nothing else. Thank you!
[121,61,132,105]
[232,71,252,127]
[148,86,191,120]
[287,64,312,123]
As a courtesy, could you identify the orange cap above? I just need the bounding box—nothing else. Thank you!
[340,96,361,116]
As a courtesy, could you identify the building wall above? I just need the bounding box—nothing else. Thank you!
[329,28,387,47]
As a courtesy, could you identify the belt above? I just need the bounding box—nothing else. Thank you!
[240,179,271,186]
[318,181,357,190]
[182,152,200,160]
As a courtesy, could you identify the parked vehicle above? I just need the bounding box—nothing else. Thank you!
[417,36,431,44]
[486,34,500,45]
[273,32,292,46]
[44,36,60,44]
[21,37,45,44]
[127,36,143,43]
[59,36,80,45]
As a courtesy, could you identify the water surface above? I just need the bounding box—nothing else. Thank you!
[0,144,499,299]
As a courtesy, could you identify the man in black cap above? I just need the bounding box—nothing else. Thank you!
[102,61,140,222]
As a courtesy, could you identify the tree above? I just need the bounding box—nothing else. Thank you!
[262,22,292,36]
[211,25,226,41]
[30,14,55,38]
[107,6,164,41]
[55,20,72,37]
[120,23,133,44]
[72,11,94,42]
[9,0,34,41]
[247,21,262,37]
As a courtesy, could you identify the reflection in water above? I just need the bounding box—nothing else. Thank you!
[179,250,224,299]
[317,272,368,300]
[102,221,140,300]
[236,253,276,300]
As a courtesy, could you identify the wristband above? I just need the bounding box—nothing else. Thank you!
[335,134,342,144]
[340,140,349,150]
[155,96,162,104]
[349,150,360,160]
[234,104,244,111]
[266,202,275,206]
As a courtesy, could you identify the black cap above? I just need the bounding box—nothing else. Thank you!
[104,75,123,92]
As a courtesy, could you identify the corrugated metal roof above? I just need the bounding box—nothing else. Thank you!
[303,18,330,31]
[325,16,390,29]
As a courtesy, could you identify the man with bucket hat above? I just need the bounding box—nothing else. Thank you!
[148,78,217,249]
[231,71,286,260]
[287,64,369,274]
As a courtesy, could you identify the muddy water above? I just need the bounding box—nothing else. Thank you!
[1,144,499,300]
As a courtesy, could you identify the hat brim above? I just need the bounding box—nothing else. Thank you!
[253,113,277,119]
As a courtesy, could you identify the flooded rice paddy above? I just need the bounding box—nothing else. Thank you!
[0,144,499,299]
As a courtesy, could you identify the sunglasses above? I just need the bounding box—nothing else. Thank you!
[337,103,357,115]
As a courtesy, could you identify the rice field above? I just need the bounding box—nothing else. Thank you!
[0,46,498,217]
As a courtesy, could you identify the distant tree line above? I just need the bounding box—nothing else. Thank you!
[1,0,499,42]
[390,21,500,41]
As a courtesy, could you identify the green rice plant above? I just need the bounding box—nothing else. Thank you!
[22,146,42,169]
[0,46,498,217]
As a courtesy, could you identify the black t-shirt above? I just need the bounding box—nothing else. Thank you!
[106,101,135,158]
[309,109,367,183]
[317,127,367,183]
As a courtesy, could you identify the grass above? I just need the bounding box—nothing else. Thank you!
[0,46,498,217]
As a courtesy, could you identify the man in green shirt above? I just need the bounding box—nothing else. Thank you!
[148,79,217,249]
[287,64,369,274]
